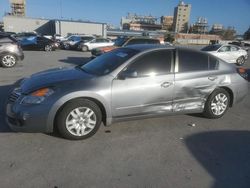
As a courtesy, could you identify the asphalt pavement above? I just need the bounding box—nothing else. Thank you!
[0,49,250,188]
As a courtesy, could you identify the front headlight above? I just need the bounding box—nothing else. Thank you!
[21,88,54,104]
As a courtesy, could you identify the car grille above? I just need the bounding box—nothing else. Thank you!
[8,89,21,103]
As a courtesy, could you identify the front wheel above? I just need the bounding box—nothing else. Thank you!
[0,54,17,68]
[203,88,230,119]
[236,56,245,66]
[56,99,102,140]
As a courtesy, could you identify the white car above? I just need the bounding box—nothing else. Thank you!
[201,44,248,66]
[79,38,114,52]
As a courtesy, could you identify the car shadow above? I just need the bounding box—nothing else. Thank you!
[0,84,15,132]
[59,56,91,66]
[185,131,250,188]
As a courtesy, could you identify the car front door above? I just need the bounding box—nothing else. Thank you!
[112,49,175,117]
[173,49,220,113]
[216,45,232,62]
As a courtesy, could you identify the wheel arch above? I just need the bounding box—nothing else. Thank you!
[47,94,110,132]
[218,86,234,107]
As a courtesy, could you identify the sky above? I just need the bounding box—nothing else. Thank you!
[0,0,250,34]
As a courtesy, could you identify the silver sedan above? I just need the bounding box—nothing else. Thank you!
[6,45,249,140]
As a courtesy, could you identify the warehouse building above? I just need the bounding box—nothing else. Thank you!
[3,16,107,37]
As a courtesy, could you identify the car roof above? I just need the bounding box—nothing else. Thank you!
[125,44,173,51]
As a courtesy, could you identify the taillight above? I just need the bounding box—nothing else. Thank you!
[237,68,249,81]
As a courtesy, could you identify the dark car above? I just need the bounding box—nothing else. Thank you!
[91,36,161,58]
[0,34,24,68]
[20,36,56,51]
[6,45,248,140]
[14,32,38,42]
[61,35,95,50]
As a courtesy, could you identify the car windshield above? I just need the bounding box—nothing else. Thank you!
[201,45,221,51]
[80,48,139,75]
[114,37,128,47]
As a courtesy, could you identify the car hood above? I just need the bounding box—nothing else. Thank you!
[20,66,94,94]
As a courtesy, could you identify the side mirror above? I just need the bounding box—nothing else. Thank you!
[118,69,138,80]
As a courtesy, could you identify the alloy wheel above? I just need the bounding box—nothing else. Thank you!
[2,55,16,67]
[210,93,228,116]
[65,107,97,137]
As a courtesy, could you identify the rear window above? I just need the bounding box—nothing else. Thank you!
[178,50,219,72]
[201,45,221,52]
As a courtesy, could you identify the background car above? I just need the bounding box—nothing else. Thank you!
[229,41,249,51]
[13,32,38,42]
[201,44,248,66]
[91,36,161,58]
[20,36,56,51]
[6,45,248,140]
[61,35,95,50]
[78,38,114,52]
[0,34,24,68]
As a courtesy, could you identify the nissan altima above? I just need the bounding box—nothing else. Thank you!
[6,45,249,140]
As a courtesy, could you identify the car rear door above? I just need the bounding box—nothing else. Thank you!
[112,49,175,117]
[173,49,220,113]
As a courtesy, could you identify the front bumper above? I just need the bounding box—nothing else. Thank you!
[6,102,52,133]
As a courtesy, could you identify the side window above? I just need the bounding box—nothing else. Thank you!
[95,39,103,43]
[219,46,230,52]
[126,50,172,77]
[126,39,140,45]
[178,49,209,72]
[231,46,239,51]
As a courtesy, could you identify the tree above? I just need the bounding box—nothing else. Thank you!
[244,27,250,40]
[221,27,236,40]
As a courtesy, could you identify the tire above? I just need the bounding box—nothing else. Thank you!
[81,45,89,52]
[64,43,70,50]
[56,99,102,140]
[0,54,17,68]
[203,88,230,119]
[44,44,52,52]
[236,56,245,66]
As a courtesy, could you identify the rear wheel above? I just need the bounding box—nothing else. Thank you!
[203,88,230,119]
[56,99,102,140]
[81,45,89,52]
[0,54,17,68]
[236,56,245,66]
[44,44,52,52]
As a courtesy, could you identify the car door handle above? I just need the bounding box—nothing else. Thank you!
[208,76,218,81]
[161,82,172,88]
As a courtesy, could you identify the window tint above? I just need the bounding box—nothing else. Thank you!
[230,46,239,51]
[219,46,230,52]
[208,56,219,70]
[178,49,209,72]
[127,50,172,77]
[82,48,138,75]
[126,39,160,46]
[201,45,221,52]
[95,39,105,43]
